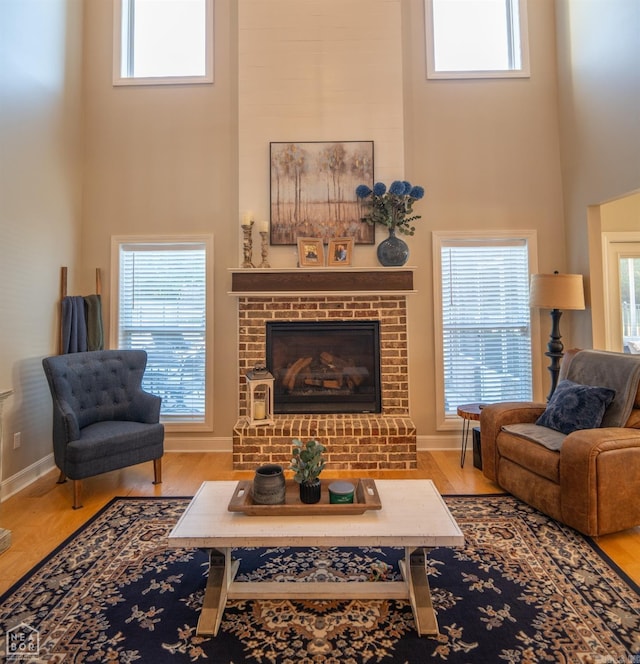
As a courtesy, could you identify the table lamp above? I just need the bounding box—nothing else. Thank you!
[530,272,585,399]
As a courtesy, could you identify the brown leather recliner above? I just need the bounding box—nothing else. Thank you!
[480,349,640,536]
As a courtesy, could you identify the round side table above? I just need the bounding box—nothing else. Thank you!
[456,403,485,468]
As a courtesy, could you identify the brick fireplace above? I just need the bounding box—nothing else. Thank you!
[231,269,417,470]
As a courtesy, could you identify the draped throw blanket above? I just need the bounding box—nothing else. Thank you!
[61,296,87,354]
[559,349,640,427]
[61,295,104,354]
[84,294,104,351]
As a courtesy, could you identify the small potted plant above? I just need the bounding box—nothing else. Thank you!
[290,438,326,504]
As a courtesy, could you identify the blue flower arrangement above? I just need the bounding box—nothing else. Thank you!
[355,180,425,236]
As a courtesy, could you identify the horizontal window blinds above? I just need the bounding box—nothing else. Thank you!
[119,242,207,420]
[441,241,532,413]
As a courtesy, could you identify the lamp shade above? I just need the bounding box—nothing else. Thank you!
[529,273,585,310]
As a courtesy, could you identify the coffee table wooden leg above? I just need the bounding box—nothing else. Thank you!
[400,547,439,637]
[197,548,239,636]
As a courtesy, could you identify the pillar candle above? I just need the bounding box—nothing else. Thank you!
[253,401,266,420]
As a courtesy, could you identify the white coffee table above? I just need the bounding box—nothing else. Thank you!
[167,479,464,637]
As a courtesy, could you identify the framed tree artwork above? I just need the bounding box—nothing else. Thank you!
[270,141,374,245]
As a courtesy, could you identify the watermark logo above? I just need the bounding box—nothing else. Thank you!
[6,622,39,659]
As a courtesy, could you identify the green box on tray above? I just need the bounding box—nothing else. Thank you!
[328,481,355,504]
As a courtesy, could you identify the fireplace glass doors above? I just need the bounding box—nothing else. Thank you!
[266,321,382,414]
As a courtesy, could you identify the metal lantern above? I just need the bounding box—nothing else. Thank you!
[245,365,275,426]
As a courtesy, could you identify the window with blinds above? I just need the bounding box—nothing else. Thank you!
[439,237,533,415]
[117,241,208,422]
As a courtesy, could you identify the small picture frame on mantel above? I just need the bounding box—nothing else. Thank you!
[328,238,354,267]
[297,238,325,267]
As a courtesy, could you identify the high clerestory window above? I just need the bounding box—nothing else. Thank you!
[425,0,530,79]
[113,0,213,85]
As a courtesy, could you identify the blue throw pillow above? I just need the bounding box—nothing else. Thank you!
[536,379,616,435]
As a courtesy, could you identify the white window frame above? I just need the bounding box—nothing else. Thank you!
[113,0,214,86]
[432,229,542,430]
[601,232,640,352]
[425,0,530,80]
[110,234,214,432]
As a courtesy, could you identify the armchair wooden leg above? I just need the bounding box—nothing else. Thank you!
[72,480,83,510]
[57,471,67,484]
[153,457,162,485]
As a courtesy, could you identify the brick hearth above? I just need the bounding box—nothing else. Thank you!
[233,414,416,470]
[231,272,417,471]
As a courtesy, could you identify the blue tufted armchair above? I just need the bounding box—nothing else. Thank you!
[42,349,164,508]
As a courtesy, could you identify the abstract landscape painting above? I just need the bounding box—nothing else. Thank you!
[270,141,374,245]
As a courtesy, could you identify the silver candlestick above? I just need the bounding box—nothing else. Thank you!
[259,231,270,268]
[241,221,255,268]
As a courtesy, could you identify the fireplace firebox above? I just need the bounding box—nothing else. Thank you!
[266,321,382,414]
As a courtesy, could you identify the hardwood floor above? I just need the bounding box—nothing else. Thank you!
[0,451,638,595]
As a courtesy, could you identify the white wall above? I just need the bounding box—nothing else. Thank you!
[2,0,639,487]
[588,190,640,350]
[0,0,83,483]
[81,0,237,445]
[555,0,640,349]
[403,0,566,421]
[238,0,405,268]
[33,0,572,451]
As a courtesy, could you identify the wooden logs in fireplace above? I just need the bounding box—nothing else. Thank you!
[282,351,367,393]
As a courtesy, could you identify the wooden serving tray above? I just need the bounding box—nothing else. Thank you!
[228,478,382,516]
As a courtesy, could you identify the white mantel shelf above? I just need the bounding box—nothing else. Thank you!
[228,267,416,296]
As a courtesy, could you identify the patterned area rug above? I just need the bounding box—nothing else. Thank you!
[0,495,638,663]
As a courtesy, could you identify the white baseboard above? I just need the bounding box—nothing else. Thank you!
[163,436,232,452]
[417,434,461,451]
[0,441,232,503]
[1,453,56,502]
[0,435,464,503]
